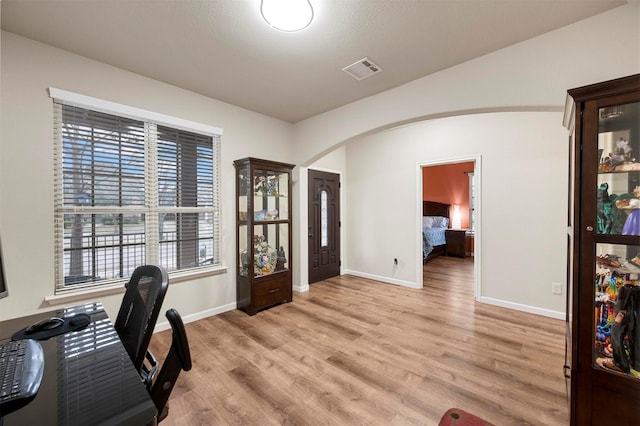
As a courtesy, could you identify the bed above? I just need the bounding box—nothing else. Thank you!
[422,201,450,264]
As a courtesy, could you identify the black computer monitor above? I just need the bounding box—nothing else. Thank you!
[0,237,8,299]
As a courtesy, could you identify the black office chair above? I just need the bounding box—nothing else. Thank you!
[150,308,192,423]
[114,264,169,389]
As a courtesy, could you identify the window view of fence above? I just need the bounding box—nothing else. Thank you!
[63,227,147,285]
[54,99,221,293]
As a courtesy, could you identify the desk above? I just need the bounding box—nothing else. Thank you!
[0,303,156,425]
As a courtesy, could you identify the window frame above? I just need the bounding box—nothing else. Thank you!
[468,172,476,231]
[50,88,224,294]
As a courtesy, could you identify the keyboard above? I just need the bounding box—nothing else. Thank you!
[0,339,44,417]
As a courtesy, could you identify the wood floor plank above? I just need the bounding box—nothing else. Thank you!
[150,256,568,425]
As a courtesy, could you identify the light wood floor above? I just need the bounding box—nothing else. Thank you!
[150,256,568,425]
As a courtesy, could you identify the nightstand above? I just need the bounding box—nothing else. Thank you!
[445,229,468,258]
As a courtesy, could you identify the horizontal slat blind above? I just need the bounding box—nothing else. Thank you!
[61,106,146,207]
[157,126,213,207]
[53,97,222,293]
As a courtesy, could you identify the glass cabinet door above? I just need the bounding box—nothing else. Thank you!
[252,169,289,221]
[253,223,289,277]
[596,101,640,237]
[594,243,640,379]
[593,100,640,381]
[237,164,249,277]
[236,162,292,279]
[252,169,289,278]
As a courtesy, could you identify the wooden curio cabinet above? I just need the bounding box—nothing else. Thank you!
[565,74,640,426]
[234,158,294,315]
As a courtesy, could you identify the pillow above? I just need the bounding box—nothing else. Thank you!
[432,216,449,228]
[422,216,449,228]
[422,216,436,228]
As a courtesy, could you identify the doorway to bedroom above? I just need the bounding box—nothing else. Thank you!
[420,158,479,297]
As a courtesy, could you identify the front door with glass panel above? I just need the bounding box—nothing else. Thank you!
[308,170,340,284]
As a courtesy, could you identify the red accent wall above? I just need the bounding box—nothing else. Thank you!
[422,161,474,229]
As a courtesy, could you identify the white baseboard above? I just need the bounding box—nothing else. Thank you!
[339,271,565,320]
[154,284,313,333]
[477,296,565,320]
[154,301,237,332]
[342,269,421,289]
[294,283,310,293]
[153,290,565,335]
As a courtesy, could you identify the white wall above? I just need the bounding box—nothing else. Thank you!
[0,31,294,322]
[293,1,638,318]
[345,112,569,316]
[292,1,639,166]
[310,145,346,172]
[292,146,347,292]
[1,1,639,323]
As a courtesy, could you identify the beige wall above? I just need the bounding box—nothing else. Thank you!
[292,1,639,166]
[1,1,639,323]
[345,112,568,316]
[0,31,293,322]
[292,1,638,316]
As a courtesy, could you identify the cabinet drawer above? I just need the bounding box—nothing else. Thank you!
[254,274,291,309]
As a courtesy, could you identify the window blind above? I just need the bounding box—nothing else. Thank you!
[52,93,222,293]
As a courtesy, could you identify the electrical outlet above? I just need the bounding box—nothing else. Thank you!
[552,282,562,295]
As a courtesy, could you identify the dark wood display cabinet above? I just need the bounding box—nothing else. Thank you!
[234,157,294,315]
[565,74,640,426]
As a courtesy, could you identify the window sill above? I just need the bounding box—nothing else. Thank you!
[166,265,228,284]
[44,282,126,306]
[44,265,228,307]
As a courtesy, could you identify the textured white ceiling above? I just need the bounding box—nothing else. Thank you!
[1,0,625,123]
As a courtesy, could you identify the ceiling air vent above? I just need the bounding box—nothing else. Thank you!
[342,57,382,81]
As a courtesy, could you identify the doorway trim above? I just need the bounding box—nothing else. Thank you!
[418,154,481,300]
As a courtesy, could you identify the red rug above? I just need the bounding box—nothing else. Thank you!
[438,408,495,426]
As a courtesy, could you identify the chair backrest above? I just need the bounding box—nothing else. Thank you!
[114,265,168,373]
[150,308,192,423]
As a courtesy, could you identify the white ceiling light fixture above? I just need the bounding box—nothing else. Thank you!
[260,0,314,32]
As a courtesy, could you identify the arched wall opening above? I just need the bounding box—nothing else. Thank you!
[295,107,569,318]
